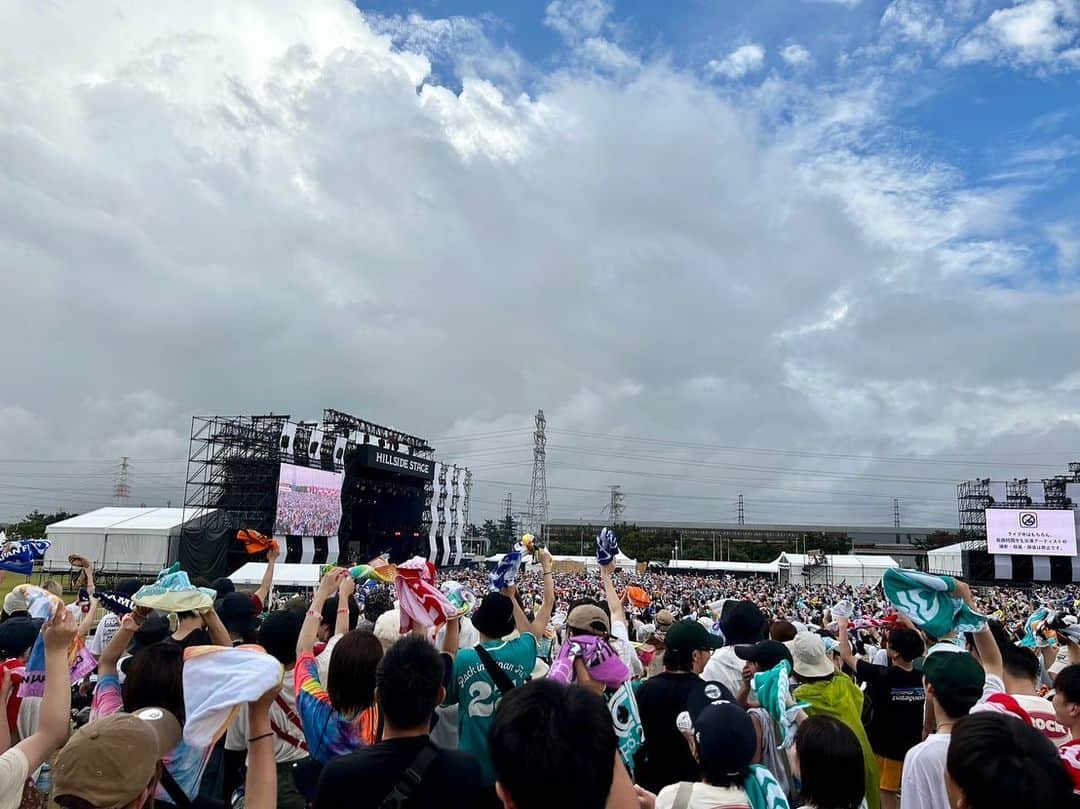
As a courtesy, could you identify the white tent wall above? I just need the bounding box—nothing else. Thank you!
[777,554,899,587]
[665,559,780,576]
[926,543,966,577]
[229,562,320,589]
[483,553,638,572]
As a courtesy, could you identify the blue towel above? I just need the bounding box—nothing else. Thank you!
[596,527,619,566]
[0,540,50,575]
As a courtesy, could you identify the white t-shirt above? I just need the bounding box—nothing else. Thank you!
[89,613,121,657]
[224,668,307,764]
[0,748,29,809]
[316,635,342,684]
[703,647,745,697]
[655,782,751,809]
[901,733,950,809]
[611,619,643,678]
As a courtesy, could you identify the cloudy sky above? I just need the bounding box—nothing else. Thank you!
[1,0,1078,529]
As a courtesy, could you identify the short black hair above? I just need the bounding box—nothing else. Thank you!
[375,635,444,729]
[999,643,1039,683]
[931,683,979,721]
[662,646,695,673]
[490,680,616,809]
[123,641,185,722]
[947,713,1071,809]
[363,588,393,625]
[885,628,924,662]
[1056,663,1080,704]
[326,629,382,716]
[321,594,359,633]
[795,716,865,809]
[257,610,304,668]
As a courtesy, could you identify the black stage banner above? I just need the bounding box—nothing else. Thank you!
[353,445,434,480]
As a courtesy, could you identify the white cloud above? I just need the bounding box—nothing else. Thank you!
[579,36,640,72]
[780,43,814,67]
[948,0,1080,68]
[0,0,1074,526]
[881,0,949,50]
[543,0,612,42]
[707,44,767,79]
[806,0,863,7]
[1048,221,1080,273]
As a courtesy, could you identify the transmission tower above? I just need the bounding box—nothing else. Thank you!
[503,492,514,547]
[607,485,625,523]
[526,410,549,543]
[893,498,901,529]
[113,456,131,506]
[737,493,744,525]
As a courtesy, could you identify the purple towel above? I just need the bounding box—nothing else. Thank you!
[548,635,631,690]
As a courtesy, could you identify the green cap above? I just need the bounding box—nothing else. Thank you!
[922,651,985,710]
[666,619,725,653]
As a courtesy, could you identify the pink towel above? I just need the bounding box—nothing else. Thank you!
[548,635,630,690]
[395,557,456,634]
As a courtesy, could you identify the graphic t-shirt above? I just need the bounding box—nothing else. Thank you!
[1059,738,1080,795]
[91,674,212,803]
[293,652,379,764]
[445,633,536,785]
[1010,692,1071,744]
[855,661,925,761]
[89,613,121,657]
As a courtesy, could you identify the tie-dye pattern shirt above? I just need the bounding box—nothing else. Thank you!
[293,652,379,763]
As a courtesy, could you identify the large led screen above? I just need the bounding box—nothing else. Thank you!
[274,463,343,537]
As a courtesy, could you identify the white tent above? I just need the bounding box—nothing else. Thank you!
[484,552,638,572]
[229,562,321,589]
[776,553,899,587]
[927,542,970,577]
[665,559,781,576]
[44,507,215,576]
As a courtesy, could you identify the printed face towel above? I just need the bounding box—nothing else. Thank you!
[882,569,986,638]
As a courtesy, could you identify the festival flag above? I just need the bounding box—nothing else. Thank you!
[882,569,986,638]
[395,557,456,633]
[0,540,51,575]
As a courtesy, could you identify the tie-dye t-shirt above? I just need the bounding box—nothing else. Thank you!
[90,674,211,802]
[293,652,379,764]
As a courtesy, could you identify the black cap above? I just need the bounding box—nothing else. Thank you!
[720,601,766,646]
[0,617,42,659]
[734,640,792,671]
[216,593,257,636]
[666,620,725,653]
[473,592,515,639]
[131,614,171,652]
[688,699,756,779]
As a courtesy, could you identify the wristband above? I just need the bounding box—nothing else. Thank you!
[543,571,553,577]
[248,732,273,743]
[337,607,349,614]
[306,609,321,619]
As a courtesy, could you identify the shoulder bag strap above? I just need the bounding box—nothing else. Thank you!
[672,782,694,809]
[377,741,440,809]
[157,766,194,809]
[474,644,515,695]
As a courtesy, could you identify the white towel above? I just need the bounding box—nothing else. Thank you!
[182,645,283,747]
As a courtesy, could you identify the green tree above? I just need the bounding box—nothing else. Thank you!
[8,510,76,538]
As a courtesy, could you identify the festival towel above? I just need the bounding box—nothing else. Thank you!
[368,555,398,582]
[14,584,61,620]
[490,545,525,591]
[830,599,854,620]
[743,764,792,809]
[596,527,619,567]
[607,681,645,775]
[882,569,986,638]
[440,581,477,617]
[182,644,283,747]
[17,601,96,698]
[395,557,456,633]
[1020,608,1056,648]
[348,560,397,584]
[752,661,806,750]
[548,635,631,689]
[625,586,651,610]
[236,529,277,556]
[0,540,51,575]
[95,591,135,616]
[133,563,216,613]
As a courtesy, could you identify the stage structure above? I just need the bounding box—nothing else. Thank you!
[181,410,471,580]
[954,462,1080,585]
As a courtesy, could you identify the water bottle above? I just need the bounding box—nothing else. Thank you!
[35,762,52,797]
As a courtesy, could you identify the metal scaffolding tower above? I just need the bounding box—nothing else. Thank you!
[526,410,549,543]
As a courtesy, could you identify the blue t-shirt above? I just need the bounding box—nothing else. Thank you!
[446,633,537,785]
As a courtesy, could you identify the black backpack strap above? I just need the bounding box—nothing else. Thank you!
[377,741,439,808]
[158,766,193,809]
[474,644,516,695]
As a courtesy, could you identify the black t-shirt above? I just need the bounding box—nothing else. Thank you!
[855,660,925,761]
[634,673,731,793]
[314,736,484,809]
[172,628,212,649]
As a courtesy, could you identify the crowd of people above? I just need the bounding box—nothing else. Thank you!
[273,487,342,537]
[0,538,1079,809]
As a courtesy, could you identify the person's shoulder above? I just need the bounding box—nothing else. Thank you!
[436,747,483,777]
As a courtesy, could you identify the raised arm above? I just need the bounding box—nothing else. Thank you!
[837,616,859,672]
[298,569,348,658]
[253,543,279,609]
[953,579,1002,680]
[18,607,76,771]
[529,548,555,638]
[202,606,232,647]
[77,597,99,639]
[442,614,461,658]
[334,574,354,638]
[99,609,144,676]
[243,684,280,809]
[599,559,625,626]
